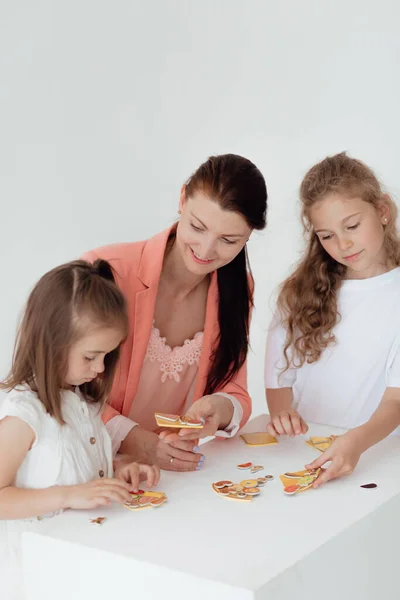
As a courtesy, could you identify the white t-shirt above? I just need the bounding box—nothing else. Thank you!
[265,267,400,430]
[0,386,114,600]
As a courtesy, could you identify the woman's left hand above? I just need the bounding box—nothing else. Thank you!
[305,431,363,488]
[159,394,234,442]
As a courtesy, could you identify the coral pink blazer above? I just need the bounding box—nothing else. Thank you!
[82,226,252,428]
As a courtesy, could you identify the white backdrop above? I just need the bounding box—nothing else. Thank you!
[1,0,399,416]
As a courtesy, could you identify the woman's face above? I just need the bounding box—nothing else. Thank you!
[176,188,252,275]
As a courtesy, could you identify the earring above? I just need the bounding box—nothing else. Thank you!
[178,210,182,215]
[383,217,388,224]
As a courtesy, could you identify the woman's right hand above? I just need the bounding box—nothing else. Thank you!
[155,437,204,472]
[267,408,308,438]
[63,478,133,510]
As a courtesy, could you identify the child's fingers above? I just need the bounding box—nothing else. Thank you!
[280,413,295,437]
[300,418,309,434]
[271,416,285,436]
[97,488,131,504]
[289,414,303,435]
[102,477,132,492]
[125,464,139,492]
[266,421,279,437]
[305,451,331,471]
[151,465,161,486]
[313,463,338,487]
[139,464,160,488]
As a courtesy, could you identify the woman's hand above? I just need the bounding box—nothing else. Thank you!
[159,394,233,443]
[155,438,205,471]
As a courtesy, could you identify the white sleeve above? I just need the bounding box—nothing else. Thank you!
[214,393,243,439]
[387,336,400,388]
[264,311,297,389]
[106,415,138,457]
[0,390,43,448]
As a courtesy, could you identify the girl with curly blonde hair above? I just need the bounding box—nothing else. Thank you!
[265,152,400,486]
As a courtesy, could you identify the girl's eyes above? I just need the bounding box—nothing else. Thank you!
[190,223,237,244]
[320,223,360,241]
[347,223,360,231]
[85,357,95,362]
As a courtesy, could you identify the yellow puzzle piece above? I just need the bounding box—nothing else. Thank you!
[240,432,278,447]
[306,435,338,452]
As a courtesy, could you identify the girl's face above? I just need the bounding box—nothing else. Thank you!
[65,326,124,387]
[176,189,252,276]
[310,193,390,279]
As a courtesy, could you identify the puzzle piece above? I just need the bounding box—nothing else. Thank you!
[154,412,204,429]
[212,481,254,502]
[280,468,321,495]
[240,432,278,447]
[306,435,338,452]
[250,465,264,474]
[123,490,167,511]
[237,462,252,470]
[90,517,107,525]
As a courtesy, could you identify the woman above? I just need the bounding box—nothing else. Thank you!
[83,153,267,471]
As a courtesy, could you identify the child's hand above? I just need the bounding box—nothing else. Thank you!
[63,478,132,510]
[267,408,308,437]
[305,431,363,487]
[114,460,160,492]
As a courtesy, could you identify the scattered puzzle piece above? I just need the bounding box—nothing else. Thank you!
[237,462,252,470]
[90,517,107,525]
[250,465,264,474]
[255,475,274,486]
[240,432,278,447]
[280,468,321,495]
[306,435,338,452]
[154,412,204,429]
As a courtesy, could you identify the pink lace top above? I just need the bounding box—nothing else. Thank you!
[128,324,204,432]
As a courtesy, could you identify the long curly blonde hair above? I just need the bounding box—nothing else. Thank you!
[278,152,400,371]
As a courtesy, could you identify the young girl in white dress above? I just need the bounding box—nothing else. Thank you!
[265,152,400,487]
[0,259,159,598]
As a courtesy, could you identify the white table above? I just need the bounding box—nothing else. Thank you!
[22,415,400,600]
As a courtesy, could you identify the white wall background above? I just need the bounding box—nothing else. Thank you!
[1,0,399,416]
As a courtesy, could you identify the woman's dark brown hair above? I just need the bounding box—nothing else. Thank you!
[1,259,128,423]
[184,153,267,393]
